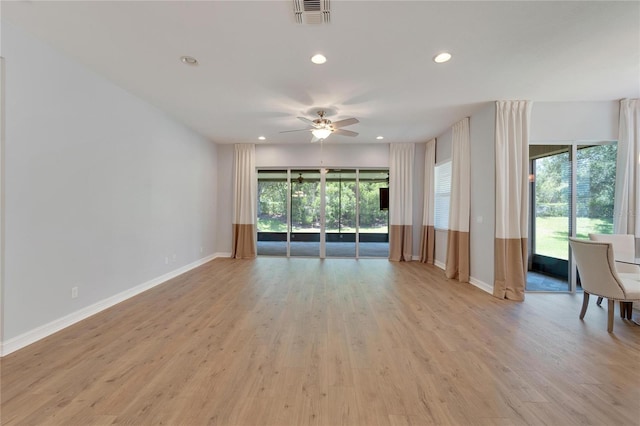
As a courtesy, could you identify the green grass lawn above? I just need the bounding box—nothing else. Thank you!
[535,217,613,260]
[257,217,287,232]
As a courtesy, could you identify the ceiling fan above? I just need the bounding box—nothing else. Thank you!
[280,111,359,142]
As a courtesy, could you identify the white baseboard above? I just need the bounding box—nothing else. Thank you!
[412,255,420,261]
[432,260,492,294]
[469,277,493,294]
[1,254,220,357]
[214,252,232,258]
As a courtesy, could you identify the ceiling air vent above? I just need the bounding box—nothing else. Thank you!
[293,0,330,24]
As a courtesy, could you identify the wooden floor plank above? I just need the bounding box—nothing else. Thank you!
[2,258,639,425]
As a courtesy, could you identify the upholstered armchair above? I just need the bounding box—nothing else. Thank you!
[588,233,639,273]
[569,238,640,332]
[588,233,640,308]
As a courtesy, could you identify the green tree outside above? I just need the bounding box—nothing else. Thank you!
[257,173,388,233]
[534,144,616,259]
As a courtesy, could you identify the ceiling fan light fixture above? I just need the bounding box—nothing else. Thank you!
[433,52,452,63]
[376,136,384,140]
[311,128,332,140]
[311,54,327,64]
[280,111,358,140]
[258,136,266,140]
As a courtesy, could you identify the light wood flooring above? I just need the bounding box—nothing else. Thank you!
[1,258,639,425]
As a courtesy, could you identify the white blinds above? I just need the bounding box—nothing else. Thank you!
[434,161,451,230]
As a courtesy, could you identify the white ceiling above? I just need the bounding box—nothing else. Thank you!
[3,1,639,145]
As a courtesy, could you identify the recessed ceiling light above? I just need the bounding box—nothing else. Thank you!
[311,54,327,65]
[376,136,384,140]
[433,52,452,63]
[258,136,266,141]
[180,56,198,66]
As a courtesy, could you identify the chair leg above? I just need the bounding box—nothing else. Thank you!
[597,296,603,306]
[607,299,615,332]
[619,301,626,318]
[622,302,633,320]
[580,292,590,319]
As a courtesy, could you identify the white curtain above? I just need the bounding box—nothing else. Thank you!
[232,144,257,258]
[445,119,470,282]
[420,139,437,263]
[389,143,414,261]
[494,101,532,301]
[614,99,640,242]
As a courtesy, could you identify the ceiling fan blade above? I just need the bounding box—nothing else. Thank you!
[332,118,359,128]
[333,129,358,137]
[279,128,312,133]
[298,117,316,126]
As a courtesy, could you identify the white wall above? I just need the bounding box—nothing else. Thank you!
[469,103,496,291]
[255,143,389,168]
[1,23,218,346]
[530,101,618,142]
[216,144,234,255]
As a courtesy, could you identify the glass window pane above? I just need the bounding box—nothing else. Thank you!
[326,169,356,257]
[358,170,389,258]
[533,151,571,260]
[575,144,616,238]
[257,170,288,256]
[290,170,320,257]
[527,145,571,292]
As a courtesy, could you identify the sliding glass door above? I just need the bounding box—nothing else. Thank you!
[527,142,617,292]
[257,168,389,258]
[358,170,389,258]
[326,170,357,257]
[257,170,288,256]
[528,145,571,291]
[290,170,321,257]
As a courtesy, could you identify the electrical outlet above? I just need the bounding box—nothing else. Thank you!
[200,247,203,254]
[165,256,169,265]
[172,254,177,263]
[71,287,78,299]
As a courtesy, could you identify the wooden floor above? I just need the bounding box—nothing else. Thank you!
[2,258,639,425]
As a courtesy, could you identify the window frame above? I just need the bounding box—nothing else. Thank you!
[434,160,452,231]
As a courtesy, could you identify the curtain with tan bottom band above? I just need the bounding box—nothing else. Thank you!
[445,118,470,281]
[232,224,256,259]
[420,139,436,263]
[390,225,413,261]
[446,230,469,281]
[494,238,527,301]
[389,143,415,261]
[493,100,531,301]
[232,144,257,259]
[420,226,435,263]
